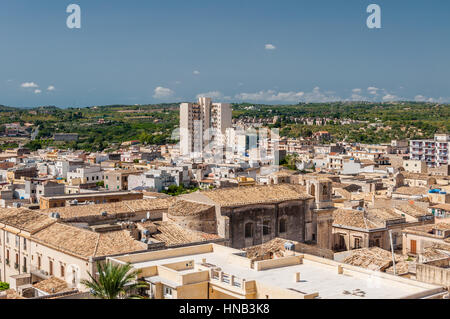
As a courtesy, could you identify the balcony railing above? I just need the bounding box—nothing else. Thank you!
[210,269,244,289]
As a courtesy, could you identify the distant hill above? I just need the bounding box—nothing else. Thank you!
[0,105,20,112]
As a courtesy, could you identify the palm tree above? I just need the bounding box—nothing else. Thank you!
[81,261,147,299]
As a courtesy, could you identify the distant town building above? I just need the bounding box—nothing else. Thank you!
[410,134,449,168]
[179,97,232,157]
[53,133,79,142]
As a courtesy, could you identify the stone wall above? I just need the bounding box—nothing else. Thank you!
[416,263,450,287]
[226,201,307,249]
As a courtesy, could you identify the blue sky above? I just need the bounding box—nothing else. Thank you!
[0,0,449,107]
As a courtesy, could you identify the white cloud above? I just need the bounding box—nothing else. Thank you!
[235,90,305,103]
[349,94,370,101]
[153,86,174,99]
[414,95,441,103]
[34,89,42,94]
[352,88,362,93]
[21,82,39,88]
[196,91,224,99]
[382,94,398,101]
[47,85,55,91]
[265,44,276,50]
[193,70,200,75]
[367,86,379,95]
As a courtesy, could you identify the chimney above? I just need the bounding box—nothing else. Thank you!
[294,272,301,282]
[338,265,344,274]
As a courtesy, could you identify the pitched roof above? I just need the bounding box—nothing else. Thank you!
[333,209,383,230]
[0,208,55,233]
[243,238,291,261]
[32,223,147,260]
[168,200,214,216]
[39,198,174,221]
[33,277,73,294]
[394,186,428,196]
[201,184,311,207]
[394,202,432,218]
[343,247,406,272]
[149,221,222,247]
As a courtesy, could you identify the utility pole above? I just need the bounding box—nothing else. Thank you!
[389,230,397,275]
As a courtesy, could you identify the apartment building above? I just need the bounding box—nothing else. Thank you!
[66,166,103,185]
[403,160,427,174]
[128,169,180,192]
[179,97,232,157]
[104,170,141,191]
[410,134,450,168]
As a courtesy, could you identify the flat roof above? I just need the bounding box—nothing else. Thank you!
[115,244,441,299]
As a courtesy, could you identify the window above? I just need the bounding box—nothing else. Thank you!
[263,220,270,236]
[310,184,316,197]
[6,250,9,265]
[244,223,253,238]
[15,235,19,248]
[49,260,53,276]
[354,237,361,249]
[38,256,41,270]
[23,257,27,272]
[279,219,287,233]
[322,184,328,196]
[163,286,173,299]
[23,238,27,250]
[6,232,8,244]
[61,264,65,278]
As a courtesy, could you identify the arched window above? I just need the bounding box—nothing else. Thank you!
[310,184,316,196]
[244,222,253,238]
[263,220,271,235]
[322,184,328,196]
[279,219,287,233]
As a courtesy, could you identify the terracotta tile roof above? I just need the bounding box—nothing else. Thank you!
[243,238,290,261]
[343,247,406,272]
[33,277,73,294]
[333,209,382,230]
[168,200,214,216]
[39,198,174,221]
[403,223,450,239]
[1,289,25,299]
[366,207,404,222]
[32,223,147,260]
[421,245,450,261]
[394,202,432,218]
[0,208,55,233]
[149,221,222,246]
[394,186,428,196]
[201,184,311,207]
